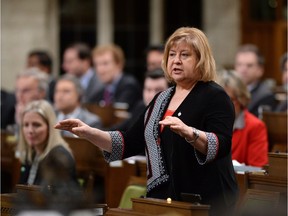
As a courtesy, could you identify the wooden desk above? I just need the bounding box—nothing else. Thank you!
[245,172,287,216]
[246,173,287,194]
[235,153,288,213]
[1,193,16,216]
[106,197,210,216]
[1,184,108,216]
[236,167,287,214]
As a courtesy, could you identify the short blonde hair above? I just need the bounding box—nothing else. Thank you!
[92,44,125,69]
[17,100,72,163]
[162,27,217,83]
[217,70,251,108]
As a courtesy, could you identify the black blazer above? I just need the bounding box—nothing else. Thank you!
[1,90,16,129]
[110,81,238,216]
[93,74,142,111]
[19,145,77,186]
[248,81,277,117]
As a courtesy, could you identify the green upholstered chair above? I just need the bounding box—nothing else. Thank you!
[118,185,146,209]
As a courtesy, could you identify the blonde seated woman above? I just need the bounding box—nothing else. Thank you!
[17,100,78,187]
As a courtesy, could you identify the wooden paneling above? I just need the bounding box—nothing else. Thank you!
[241,0,287,85]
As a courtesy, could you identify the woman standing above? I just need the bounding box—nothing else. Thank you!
[55,27,238,216]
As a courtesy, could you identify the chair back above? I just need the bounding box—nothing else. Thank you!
[82,103,129,129]
[118,176,147,209]
[262,111,287,152]
[64,136,107,178]
[63,136,107,199]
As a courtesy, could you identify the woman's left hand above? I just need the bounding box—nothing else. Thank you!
[159,116,191,138]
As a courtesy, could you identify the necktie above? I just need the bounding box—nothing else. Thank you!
[104,88,112,105]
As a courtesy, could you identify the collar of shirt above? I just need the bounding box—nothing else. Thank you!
[233,110,245,130]
[57,107,81,121]
[80,68,94,90]
[247,81,259,92]
[106,73,123,93]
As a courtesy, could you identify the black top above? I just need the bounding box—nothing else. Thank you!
[107,81,238,216]
[19,145,78,186]
[1,89,16,129]
[248,81,277,117]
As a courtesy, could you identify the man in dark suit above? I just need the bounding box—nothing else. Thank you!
[1,89,16,129]
[62,43,104,103]
[54,74,102,137]
[234,44,277,117]
[110,68,169,131]
[92,44,142,111]
[27,50,56,103]
[145,45,164,72]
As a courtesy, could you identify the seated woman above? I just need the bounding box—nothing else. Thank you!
[17,100,78,186]
[218,70,268,167]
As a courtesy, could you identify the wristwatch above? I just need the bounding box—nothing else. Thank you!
[185,127,200,144]
[192,127,200,142]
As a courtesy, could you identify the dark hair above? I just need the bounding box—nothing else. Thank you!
[236,44,265,65]
[57,74,84,101]
[145,44,165,56]
[145,68,165,79]
[280,52,288,72]
[28,50,52,72]
[144,68,172,87]
[67,43,92,61]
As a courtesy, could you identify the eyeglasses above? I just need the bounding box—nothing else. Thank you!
[16,88,38,95]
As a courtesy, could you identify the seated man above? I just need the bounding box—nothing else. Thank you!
[110,68,169,131]
[92,44,142,111]
[54,74,102,137]
[274,52,287,112]
[1,89,16,130]
[26,50,56,102]
[62,43,104,103]
[234,44,277,117]
[218,70,268,167]
[9,67,49,136]
[145,45,164,72]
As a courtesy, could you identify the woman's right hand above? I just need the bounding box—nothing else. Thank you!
[55,119,112,152]
[54,119,92,138]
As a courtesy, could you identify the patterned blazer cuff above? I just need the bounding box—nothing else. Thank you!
[103,131,124,162]
[194,132,218,165]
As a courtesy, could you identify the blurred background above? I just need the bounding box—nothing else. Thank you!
[1,0,287,91]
